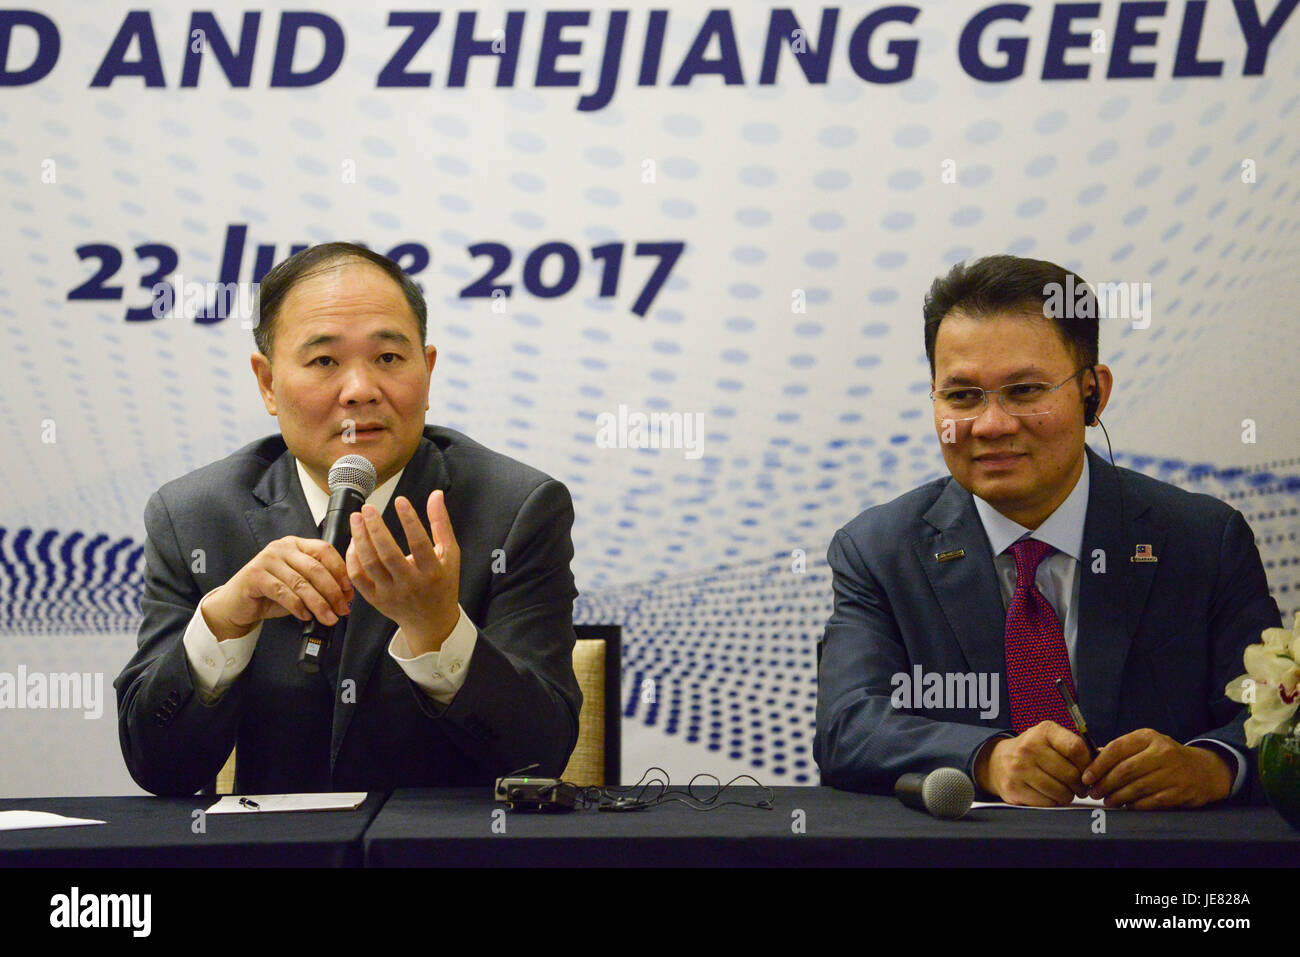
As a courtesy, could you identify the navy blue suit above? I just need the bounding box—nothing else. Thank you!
[815,447,1280,801]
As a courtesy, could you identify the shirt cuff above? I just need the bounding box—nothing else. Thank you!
[388,605,477,706]
[1187,738,1247,799]
[184,592,261,705]
[969,732,1013,798]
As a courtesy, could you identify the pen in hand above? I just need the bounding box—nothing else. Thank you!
[1054,678,1100,760]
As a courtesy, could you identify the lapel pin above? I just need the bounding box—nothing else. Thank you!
[1131,544,1158,563]
[935,549,966,563]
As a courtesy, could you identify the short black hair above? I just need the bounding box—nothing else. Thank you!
[922,255,1098,375]
[253,242,426,360]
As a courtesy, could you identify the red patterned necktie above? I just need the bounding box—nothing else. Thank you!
[1004,538,1078,734]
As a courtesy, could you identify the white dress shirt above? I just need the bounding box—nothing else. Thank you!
[183,459,477,707]
[969,456,1244,797]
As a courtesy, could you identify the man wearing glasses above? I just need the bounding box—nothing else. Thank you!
[815,255,1280,807]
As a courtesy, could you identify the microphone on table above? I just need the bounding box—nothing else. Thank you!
[894,768,974,820]
[297,454,378,673]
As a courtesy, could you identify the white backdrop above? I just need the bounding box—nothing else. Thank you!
[1,0,1298,796]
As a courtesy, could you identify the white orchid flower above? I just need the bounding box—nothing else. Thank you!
[1243,645,1300,694]
[1260,627,1292,654]
[1242,678,1298,748]
[1228,614,1300,747]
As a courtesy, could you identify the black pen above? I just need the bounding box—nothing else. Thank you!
[1054,678,1100,759]
[238,797,260,810]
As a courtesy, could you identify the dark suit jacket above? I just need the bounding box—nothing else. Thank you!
[115,425,582,796]
[815,447,1281,802]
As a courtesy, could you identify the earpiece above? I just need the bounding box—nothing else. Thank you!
[1083,365,1100,426]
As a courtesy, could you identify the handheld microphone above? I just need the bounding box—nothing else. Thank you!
[297,454,378,673]
[894,768,974,820]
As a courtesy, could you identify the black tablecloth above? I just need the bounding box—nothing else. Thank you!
[3,788,1295,867]
[362,786,1300,867]
[0,793,387,867]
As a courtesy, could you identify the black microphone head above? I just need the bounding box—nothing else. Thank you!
[328,454,378,497]
[921,768,974,819]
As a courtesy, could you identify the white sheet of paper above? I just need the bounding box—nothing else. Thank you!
[971,796,1112,810]
[0,810,107,831]
[205,793,367,814]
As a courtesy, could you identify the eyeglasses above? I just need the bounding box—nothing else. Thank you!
[930,367,1088,421]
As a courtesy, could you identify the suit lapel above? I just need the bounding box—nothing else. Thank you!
[1076,447,1164,743]
[912,479,1008,682]
[246,445,318,547]
[330,432,452,767]
[244,447,342,688]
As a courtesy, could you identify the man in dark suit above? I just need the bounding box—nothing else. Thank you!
[115,243,581,796]
[815,255,1280,808]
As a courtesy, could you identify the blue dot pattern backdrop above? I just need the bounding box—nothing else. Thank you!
[0,2,1297,794]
